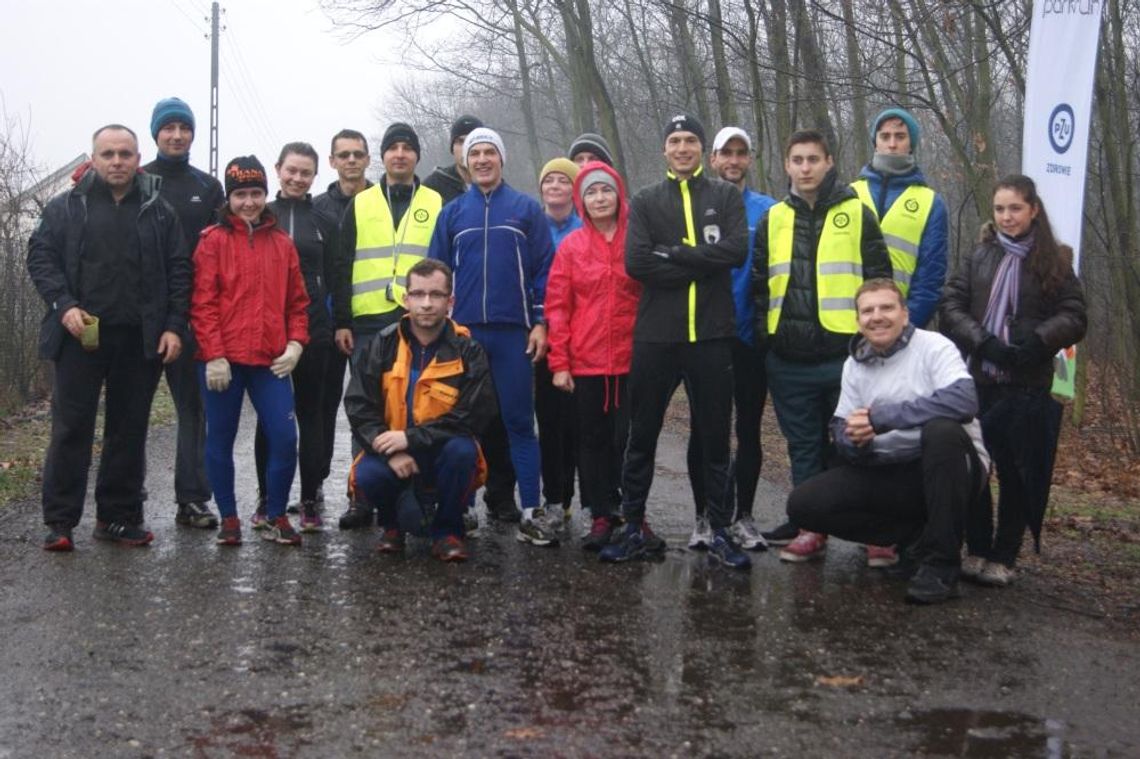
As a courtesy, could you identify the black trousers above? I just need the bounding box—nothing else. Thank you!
[621,339,734,529]
[162,329,211,503]
[574,374,630,519]
[320,348,349,483]
[42,326,163,528]
[255,342,333,501]
[690,339,767,519]
[969,385,1058,566]
[787,418,986,568]
[534,356,577,506]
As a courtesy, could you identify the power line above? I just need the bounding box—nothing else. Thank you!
[166,0,209,36]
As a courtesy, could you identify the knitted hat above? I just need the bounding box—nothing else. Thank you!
[540,157,579,186]
[568,132,614,166]
[663,114,706,147]
[381,122,420,158]
[871,108,920,153]
[450,115,484,146]
[577,166,619,204]
[150,97,195,139]
[462,128,506,166]
[223,155,268,197]
[712,127,752,153]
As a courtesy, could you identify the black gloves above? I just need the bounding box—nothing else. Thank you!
[977,336,1018,367]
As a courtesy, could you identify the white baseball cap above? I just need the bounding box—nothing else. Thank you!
[712,127,752,153]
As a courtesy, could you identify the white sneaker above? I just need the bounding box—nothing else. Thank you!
[960,555,986,580]
[978,561,1016,587]
[688,515,712,550]
[730,516,769,551]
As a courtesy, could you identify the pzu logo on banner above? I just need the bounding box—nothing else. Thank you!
[1049,104,1075,155]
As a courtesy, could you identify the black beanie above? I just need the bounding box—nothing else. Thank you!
[663,114,706,147]
[223,155,268,197]
[450,115,483,146]
[381,122,420,157]
[568,132,614,166]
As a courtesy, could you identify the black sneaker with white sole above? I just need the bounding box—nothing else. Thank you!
[176,501,218,529]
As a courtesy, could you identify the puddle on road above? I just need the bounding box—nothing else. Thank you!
[897,707,1068,757]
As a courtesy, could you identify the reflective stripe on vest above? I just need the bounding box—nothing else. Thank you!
[767,197,865,336]
[352,183,442,317]
[851,179,934,296]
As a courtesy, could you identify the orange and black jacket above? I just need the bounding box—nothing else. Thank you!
[343,316,496,458]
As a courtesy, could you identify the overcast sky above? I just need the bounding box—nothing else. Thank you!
[2,0,403,194]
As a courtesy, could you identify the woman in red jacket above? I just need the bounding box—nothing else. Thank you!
[545,162,641,550]
[192,156,310,546]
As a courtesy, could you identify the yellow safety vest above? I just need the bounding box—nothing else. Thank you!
[352,183,442,317]
[767,197,865,336]
[851,179,934,296]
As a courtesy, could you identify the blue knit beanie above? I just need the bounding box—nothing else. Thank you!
[870,108,919,153]
[150,97,196,140]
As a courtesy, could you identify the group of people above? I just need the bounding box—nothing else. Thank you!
[27,96,1087,604]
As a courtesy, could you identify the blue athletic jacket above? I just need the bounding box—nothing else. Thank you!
[428,181,554,329]
[732,187,777,346]
[855,164,948,328]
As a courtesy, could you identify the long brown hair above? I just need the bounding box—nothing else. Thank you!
[991,174,1073,294]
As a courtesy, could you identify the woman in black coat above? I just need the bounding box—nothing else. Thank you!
[940,174,1087,587]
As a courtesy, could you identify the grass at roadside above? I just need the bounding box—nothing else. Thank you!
[0,381,176,509]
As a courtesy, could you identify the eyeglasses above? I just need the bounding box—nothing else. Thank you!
[406,290,451,302]
[334,150,367,160]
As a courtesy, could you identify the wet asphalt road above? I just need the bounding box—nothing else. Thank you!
[1,405,1138,758]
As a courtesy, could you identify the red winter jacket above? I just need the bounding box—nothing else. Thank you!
[545,162,640,376]
[192,211,310,366]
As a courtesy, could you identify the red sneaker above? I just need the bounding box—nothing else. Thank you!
[376,528,405,554]
[778,530,828,562]
[431,535,469,562]
[866,544,898,568]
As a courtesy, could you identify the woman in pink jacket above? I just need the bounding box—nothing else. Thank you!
[545,162,641,551]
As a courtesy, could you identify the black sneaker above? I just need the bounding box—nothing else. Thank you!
[516,507,559,547]
[376,528,405,554]
[599,522,666,563]
[760,520,799,546]
[485,498,521,523]
[176,501,218,529]
[93,521,154,546]
[708,529,752,570]
[43,526,74,552]
[338,503,374,530]
[905,564,961,604]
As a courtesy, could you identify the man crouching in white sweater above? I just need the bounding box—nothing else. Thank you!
[786,278,990,604]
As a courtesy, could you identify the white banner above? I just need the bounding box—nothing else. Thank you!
[1022,0,1104,272]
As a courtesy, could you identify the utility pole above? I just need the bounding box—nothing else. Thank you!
[209,2,221,178]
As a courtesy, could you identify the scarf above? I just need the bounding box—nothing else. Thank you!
[870,153,917,177]
[980,229,1034,379]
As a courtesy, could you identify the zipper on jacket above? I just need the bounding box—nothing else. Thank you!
[482,192,490,323]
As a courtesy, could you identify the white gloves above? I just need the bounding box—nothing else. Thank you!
[205,358,231,392]
[270,340,303,378]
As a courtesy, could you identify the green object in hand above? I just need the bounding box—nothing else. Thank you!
[80,315,99,351]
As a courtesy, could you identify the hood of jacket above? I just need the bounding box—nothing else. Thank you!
[571,161,628,239]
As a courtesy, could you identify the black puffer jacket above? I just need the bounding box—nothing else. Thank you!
[268,194,337,346]
[27,171,190,360]
[939,226,1087,388]
[624,166,748,343]
[752,169,890,362]
[422,164,466,206]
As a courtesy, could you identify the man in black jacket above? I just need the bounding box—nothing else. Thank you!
[344,259,495,561]
[600,114,751,569]
[29,124,191,551]
[143,97,224,530]
[752,129,891,561]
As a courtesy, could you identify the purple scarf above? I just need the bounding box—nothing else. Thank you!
[980,230,1034,379]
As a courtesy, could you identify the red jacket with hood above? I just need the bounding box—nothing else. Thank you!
[192,210,310,366]
[545,162,640,376]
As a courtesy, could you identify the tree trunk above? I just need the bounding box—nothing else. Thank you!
[841,0,868,168]
[509,2,543,175]
[707,0,737,127]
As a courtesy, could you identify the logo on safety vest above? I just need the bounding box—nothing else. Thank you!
[904,198,920,213]
[413,209,430,223]
[833,212,850,229]
[703,224,721,244]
